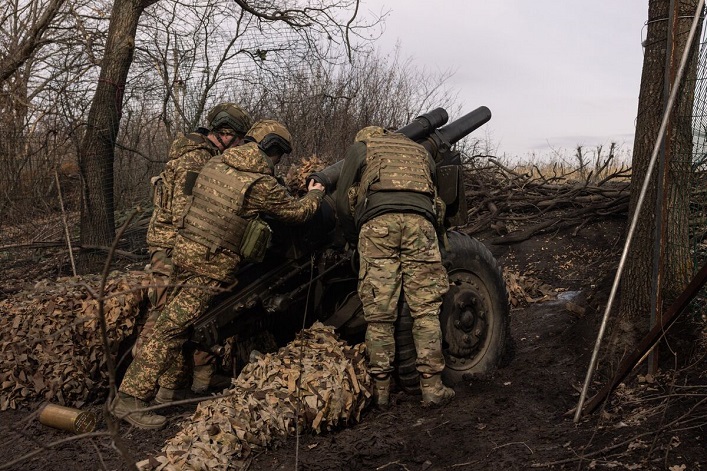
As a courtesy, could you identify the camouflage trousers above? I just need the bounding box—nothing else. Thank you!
[120,268,221,400]
[357,213,449,377]
[148,248,174,310]
[134,249,214,382]
[132,249,173,356]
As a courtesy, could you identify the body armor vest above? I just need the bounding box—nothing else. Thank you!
[358,134,434,201]
[180,156,262,255]
[147,133,218,249]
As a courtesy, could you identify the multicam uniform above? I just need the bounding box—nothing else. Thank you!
[138,132,221,389]
[120,141,324,401]
[336,131,449,379]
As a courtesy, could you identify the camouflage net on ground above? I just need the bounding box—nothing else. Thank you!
[0,271,149,410]
[139,322,371,471]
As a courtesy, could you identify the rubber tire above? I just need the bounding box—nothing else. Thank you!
[394,231,511,391]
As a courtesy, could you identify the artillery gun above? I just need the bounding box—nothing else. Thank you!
[137,107,511,390]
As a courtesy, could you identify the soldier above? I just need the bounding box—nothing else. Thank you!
[335,126,455,408]
[139,103,252,396]
[112,120,325,429]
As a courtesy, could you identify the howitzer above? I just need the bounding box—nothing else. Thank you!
[155,106,510,391]
[309,106,491,227]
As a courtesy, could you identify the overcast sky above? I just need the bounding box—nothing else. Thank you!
[371,1,647,159]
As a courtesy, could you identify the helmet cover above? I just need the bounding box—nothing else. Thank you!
[246,119,293,154]
[207,103,252,136]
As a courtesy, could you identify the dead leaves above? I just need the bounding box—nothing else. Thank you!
[0,270,150,410]
[503,267,555,307]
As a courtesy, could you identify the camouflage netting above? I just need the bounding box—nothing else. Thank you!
[0,271,149,410]
[284,155,327,194]
[139,322,371,471]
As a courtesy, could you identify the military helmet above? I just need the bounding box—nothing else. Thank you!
[246,119,293,155]
[206,102,252,136]
[354,126,385,142]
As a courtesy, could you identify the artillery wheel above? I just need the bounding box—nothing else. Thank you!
[394,231,511,393]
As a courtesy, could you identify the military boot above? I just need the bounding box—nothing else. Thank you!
[420,373,455,407]
[112,392,167,430]
[154,387,199,404]
[191,364,233,394]
[372,374,391,409]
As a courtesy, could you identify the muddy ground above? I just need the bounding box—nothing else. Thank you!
[1,217,705,470]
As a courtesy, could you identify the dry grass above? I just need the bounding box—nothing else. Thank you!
[506,143,632,184]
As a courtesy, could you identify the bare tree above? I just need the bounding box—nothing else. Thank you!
[76,0,377,271]
[0,0,101,228]
[262,47,459,166]
[612,0,700,359]
[0,0,68,81]
[76,0,158,271]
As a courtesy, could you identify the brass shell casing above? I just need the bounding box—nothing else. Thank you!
[39,403,97,433]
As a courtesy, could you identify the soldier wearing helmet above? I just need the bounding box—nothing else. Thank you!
[336,125,455,409]
[147,102,252,255]
[116,103,251,429]
[206,102,252,150]
[244,119,293,162]
[114,119,325,429]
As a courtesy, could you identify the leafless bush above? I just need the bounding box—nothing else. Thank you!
[261,47,461,167]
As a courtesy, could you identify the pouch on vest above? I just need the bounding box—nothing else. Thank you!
[151,175,164,208]
[239,217,272,263]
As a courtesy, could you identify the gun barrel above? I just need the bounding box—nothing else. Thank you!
[309,159,343,190]
[434,106,492,150]
[309,106,491,190]
[396,107,449,141]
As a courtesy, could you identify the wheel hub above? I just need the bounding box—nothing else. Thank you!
[443,272,491,366]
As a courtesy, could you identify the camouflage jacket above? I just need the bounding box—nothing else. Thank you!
[172,142,324,283]
[146,132,220,250]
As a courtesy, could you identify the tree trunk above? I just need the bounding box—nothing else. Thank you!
[614,0,699,358]
[77,0,157,272]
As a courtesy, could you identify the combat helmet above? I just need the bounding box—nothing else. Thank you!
[207,103,252,136]
[246,119,293,155]
[354,126,385,142]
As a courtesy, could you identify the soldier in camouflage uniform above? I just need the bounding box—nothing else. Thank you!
[336,126,455,408]
[138,103,252,398]
[113,120,325,429]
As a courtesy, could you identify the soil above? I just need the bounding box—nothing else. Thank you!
[1,217,705,471]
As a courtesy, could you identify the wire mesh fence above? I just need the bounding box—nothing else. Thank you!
[687,14,707,320]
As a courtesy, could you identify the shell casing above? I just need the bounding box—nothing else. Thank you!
[38,403,97,433]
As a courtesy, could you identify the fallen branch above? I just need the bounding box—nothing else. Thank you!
[531,397,707,468]
[461,159,631,240]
